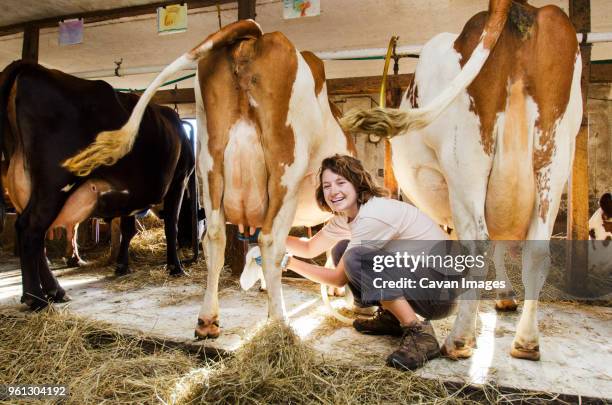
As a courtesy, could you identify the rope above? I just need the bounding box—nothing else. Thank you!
[114,72,196,92]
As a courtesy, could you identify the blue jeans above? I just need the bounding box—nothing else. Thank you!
[332,240,458,320]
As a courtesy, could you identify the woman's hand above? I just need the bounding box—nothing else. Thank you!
[254,252,293,272]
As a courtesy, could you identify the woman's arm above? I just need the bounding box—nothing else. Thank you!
[286,231,338,259]
[286,256,348,288]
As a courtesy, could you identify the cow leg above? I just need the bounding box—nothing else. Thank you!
[492,242,518,311]
[195,209,226,339]
[439,175,490,359]
[162,177,188,276]
[115,216,137,276]
[510,239,548,361]
[16,200,66,310]
[37,248,70,303]
[65,223,86,267]
[109,217,121,263]
[325,250,345,297]
[259,188,301,321]
[511,165,569,360]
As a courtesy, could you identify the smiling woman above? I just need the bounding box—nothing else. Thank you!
[282,154,460,371]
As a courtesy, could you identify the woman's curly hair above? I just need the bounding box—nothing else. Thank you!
[315,154,389,212]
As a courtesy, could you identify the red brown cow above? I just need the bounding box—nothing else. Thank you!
[343,0,582,361]
[62,20,356,338]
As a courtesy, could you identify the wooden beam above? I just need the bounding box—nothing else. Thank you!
[238,0,256,20]
[150,88,196,105]
[327,74,413,96]
[383,80,404,199]
[0,0,235,37]
[148,74,416,105]
[567,0,591,295]
[590,63,612,83]
[21,25,39,62]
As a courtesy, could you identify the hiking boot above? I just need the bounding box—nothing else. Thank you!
[353,308,403,336]
[386,321,441,371]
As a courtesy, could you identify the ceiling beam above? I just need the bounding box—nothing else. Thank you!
[0,0,236,37]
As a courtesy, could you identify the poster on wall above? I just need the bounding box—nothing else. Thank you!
[157,4,188,35]
[283,0,320,19]
[58,18,83,46]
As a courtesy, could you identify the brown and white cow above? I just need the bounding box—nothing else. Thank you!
[63,20,355,338]
[342,0,582,361]
[590,193,612,241]
[589,193,612,283]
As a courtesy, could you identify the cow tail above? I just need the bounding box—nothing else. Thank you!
[340,0,513,137]
[0,60,27,232]
[63,19,263,177]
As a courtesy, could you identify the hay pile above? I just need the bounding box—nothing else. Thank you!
[0,308,199,404]
[174,322,567,405]
[0,309,574,404]
[68,224,238,294]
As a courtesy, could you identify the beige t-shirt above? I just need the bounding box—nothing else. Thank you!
[320,197,448,250]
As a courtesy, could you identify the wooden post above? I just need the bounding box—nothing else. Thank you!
[383,74,404,200]
[567,0,591,294]
[22,25,39,62]
[238,0,256,20]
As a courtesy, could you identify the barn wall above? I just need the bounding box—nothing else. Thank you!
[588,83,612,203]
[330,95,386,184]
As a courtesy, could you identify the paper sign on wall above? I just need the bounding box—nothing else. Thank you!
[157,4,188,35]
[283,0,320,19]
[59,18,83,46]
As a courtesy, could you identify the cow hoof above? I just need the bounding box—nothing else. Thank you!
[46,289,72,303]
[168,265,186,277]
[195,317,220,339]
[66,257,87,268]
[441,337,476,360]
[510,341,540,361]
[22,295,50,311]
[495,298,518,312]
[115,264,133,276]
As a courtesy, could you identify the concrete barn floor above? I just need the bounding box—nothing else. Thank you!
[0,252,610,400]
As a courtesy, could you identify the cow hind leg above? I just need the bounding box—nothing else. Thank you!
[195,209,226,339]
[115,216,137,276]
[492,242,518,311]
[510,240,548,361]
[38,249,71,303]
[162,176,188,276]
[511,166,569,361]
[259,190,300,322]
[439,178,490,359]
[65,223,87,267]
[16,197,66,309]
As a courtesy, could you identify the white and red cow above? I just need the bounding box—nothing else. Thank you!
[590,193,612,241]
[589,193,612,283]
[343,0,582,361]
[63,20,356,338]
